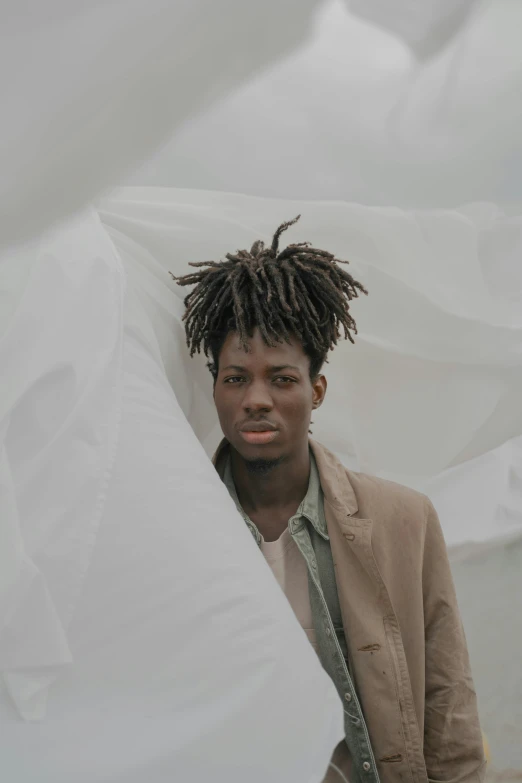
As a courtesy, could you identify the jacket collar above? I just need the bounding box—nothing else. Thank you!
[308,439,358,517]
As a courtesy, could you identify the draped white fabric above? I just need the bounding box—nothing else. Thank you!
[2,0,522,779]
[346,0,481,58]
[0,0,319,251]
[0,213,123,722]
[134,0,522,209]
[0,212,343,781]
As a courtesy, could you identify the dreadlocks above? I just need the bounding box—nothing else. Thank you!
[171,215,367,378]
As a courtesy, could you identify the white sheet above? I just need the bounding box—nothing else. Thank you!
[0,212,124,720]
[134,0,522,209]
[348,0,480,58]
[0,212,343,782]
[0,0,320,252]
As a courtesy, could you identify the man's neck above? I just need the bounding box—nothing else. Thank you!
[230,445,310,542]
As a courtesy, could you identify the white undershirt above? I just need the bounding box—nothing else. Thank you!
[260,528,318,651]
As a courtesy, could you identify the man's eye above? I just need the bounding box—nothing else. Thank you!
[224,376,245,384]
[274,376,297,383]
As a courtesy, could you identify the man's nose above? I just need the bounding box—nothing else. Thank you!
[242,379,273,412]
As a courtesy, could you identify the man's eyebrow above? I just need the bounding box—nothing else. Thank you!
[270,365,301,373]
[220,364,301,372]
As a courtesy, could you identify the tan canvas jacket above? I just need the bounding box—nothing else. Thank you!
[214,438,486,783]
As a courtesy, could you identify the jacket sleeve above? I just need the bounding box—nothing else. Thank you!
[422,497,487,783]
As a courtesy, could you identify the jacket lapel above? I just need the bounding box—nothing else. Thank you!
[309,440,385,589]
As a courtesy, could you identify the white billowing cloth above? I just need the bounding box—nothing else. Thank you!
[1,0,486,256]
[135,0,522,209]
[2,1,522,779]
[0,212,124,720]
[0,212,344,782]
[99,187,522,547]
[347,0,480,59]
[0,0,320,251]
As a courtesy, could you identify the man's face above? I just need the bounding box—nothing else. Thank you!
[213,328,327,466]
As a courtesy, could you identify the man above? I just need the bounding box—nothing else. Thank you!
[174,216,486,783]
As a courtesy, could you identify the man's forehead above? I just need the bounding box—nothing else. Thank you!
[221,332,305,362]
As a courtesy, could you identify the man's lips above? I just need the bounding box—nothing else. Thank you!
[239,423,279,445]
[239,430,279,445]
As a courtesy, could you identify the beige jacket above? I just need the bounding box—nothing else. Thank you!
[215,439,486,783]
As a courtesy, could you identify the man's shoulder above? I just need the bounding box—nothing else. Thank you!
[348,469,427,509]
[311,439,429,524]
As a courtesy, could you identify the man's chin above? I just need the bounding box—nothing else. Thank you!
[243,456,283,476]
[230,440,285,475]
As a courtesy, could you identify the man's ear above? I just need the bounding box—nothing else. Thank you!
[311,375,327,410]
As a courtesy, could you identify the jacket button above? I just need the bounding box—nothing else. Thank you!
[344,693,352,702]
[343,532,355,541]
[363,762,371,772]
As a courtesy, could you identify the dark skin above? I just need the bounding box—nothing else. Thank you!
[213,328,327,542]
